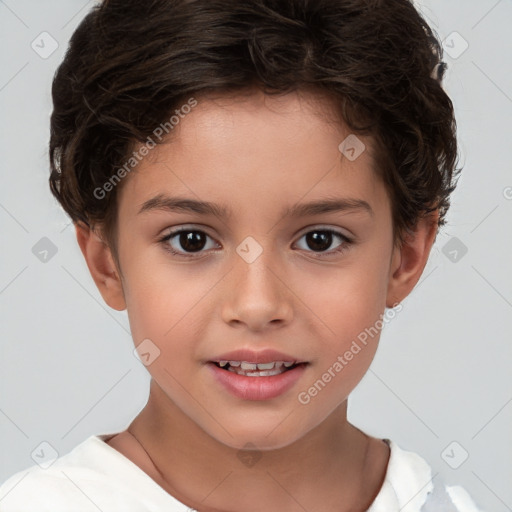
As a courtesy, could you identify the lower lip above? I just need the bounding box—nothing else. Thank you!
[207,363,308,401]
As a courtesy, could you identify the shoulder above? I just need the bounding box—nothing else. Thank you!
[0,436,120,511]
[367,439,486,512]
[0,434,185,512]
[0,465,98,511]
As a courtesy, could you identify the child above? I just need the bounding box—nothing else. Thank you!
[0,0,484,510]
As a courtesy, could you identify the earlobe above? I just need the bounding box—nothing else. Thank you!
[75,222,127,311]
[386,211,439,308]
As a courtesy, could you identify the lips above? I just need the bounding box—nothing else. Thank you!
[206,348,309,400]
[207,361,308,400]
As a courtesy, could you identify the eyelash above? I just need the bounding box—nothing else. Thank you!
[158,226,354,260]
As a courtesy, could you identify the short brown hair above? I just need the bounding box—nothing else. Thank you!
[49,0,460,270]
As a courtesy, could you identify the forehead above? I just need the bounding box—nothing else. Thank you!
[117,89,388,222]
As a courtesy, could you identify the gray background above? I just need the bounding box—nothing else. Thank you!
[0,1,511,510]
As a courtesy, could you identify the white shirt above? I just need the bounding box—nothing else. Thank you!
[0,433,484,511]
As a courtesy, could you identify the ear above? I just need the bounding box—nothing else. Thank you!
[75,222,127,311]
[386,210,439,308]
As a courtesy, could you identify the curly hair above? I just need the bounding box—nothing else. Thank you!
[49,0,460,270]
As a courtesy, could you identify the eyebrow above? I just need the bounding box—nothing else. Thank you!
[137,194,374,219]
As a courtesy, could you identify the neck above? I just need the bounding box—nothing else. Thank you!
[126,379,382,512]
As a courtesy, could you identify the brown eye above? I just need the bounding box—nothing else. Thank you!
[160,228,218,258]
[175,231,207,252]
[295,228,353,258]
[305,231,334,252]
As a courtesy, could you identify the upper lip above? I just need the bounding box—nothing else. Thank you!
[209,349,307,364]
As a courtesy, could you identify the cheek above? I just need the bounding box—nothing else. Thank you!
[293,251,390,397]
[298,256,389,344]
[121,255,209,351]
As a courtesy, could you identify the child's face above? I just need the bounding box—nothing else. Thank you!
[101,89,402,449]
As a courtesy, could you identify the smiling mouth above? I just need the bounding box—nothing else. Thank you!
[211,360,306,377]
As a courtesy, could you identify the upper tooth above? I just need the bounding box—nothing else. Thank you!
[240,362,257,370]
[224,360,295,370]
[256,362,275,370]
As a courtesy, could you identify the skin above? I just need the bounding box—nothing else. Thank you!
[76,88,438,512]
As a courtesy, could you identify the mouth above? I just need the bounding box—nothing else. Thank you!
[207,359,309,400]
[210,360,306,377]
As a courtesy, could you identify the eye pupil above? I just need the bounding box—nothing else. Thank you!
[180,231,206,252]
[306,231,332,252]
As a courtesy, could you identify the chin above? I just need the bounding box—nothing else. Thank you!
[204,414,314,452]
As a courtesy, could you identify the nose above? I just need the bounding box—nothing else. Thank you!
[220,244,294,332]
